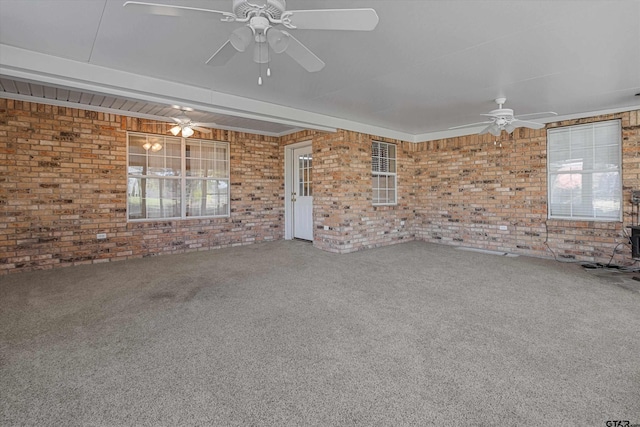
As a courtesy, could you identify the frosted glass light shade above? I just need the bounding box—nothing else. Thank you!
[182,126,194,138]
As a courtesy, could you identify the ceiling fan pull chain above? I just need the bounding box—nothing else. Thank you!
[267,44,272,77]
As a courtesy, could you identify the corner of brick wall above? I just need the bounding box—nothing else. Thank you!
[282,129,417,253]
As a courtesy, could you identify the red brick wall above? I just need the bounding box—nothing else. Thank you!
[0,99,283,274]
[414,110,640,264]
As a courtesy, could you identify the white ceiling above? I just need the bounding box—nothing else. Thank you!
[1,0,639,142]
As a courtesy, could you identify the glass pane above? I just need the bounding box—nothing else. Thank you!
[186,158,203,177]
[134,178,181,219]
[191,157,206,177]
[388,144,396,159]
[387,189,396,203]
[213,160,226,177]
[128,155,145,175]
[165,139,181,157]
[165,157,181,177]
[148,155,166,176]
[127,177,143,219]
[186,179,228,217]
[593,172,621,219]
[128,138,146,155]
[200,144,214,162]
[594,144,619,170]
[389,159,397,173]
[185,142,200,159]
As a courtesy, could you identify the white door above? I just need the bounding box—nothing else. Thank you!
[293,145,313,241]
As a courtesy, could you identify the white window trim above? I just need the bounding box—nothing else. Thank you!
[126,132,230,222]
[372,141,398,206]
[547,120,622,222]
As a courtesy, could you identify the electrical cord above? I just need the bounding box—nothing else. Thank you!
[544,220,639,269]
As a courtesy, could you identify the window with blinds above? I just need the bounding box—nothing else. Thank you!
[547,120,621,221]
[372,141,397,205]
[127,133,230,221]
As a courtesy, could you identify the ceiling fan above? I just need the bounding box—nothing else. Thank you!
[123,0,379,84]
[449,98,558,136]
[140,107,217,138]
[166,107,218,138]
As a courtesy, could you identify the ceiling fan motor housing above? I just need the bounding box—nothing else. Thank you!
[232,0,286,20]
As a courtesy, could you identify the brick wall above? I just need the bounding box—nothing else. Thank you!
[0,99,283,274]
[2,98,639,275]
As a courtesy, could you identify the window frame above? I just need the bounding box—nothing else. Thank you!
[126,132,230,222]
[372,141,398,206]
[546,120,622,222]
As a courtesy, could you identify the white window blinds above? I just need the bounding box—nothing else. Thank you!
[547,120,621,221]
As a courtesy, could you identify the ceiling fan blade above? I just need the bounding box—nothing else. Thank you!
[206,40,238,66]
[192,123,218,128]
[286,9,379,31]
[515,111,558,119]
[448,121,493,130]
[123,1,234,19]
[281,32,325,72]
[192,126,213,134]
[512,119,545,130]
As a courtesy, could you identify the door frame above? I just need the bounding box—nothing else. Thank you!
[284,140,312,240]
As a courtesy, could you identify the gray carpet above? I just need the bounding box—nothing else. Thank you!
[1,241,639,426]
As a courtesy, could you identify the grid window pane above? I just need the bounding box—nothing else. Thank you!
[372,141,397,205]
[547,120,621,221]
[127,133,229,221]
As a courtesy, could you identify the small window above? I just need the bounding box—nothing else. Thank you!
[547,120,621,221]
[127,133,230,221]
[372,141,397,205]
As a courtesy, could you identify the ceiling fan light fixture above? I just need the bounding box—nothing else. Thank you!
[267,27,290,54]
[169,125,182,136]
[181,126,194,138]
[230,26,253,52]
[150,142,163,152]
[489,125,502,137]
[142,141,152,151]
[504,123,517,133]
[253,41,269,64]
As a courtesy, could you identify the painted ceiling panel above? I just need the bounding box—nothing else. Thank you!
[0,0,107,62]
[0,0,638,140]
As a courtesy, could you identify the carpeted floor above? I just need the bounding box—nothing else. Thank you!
[1,240,639,426]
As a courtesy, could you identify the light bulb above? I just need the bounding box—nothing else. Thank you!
[170,125,181,136]
[267,67,271,77]
[258,76,263,86]
[182,126,194,138]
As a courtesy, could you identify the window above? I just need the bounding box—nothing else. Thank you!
[127,133,229,221]
[372,141,397,205]
[547,120,621,221]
